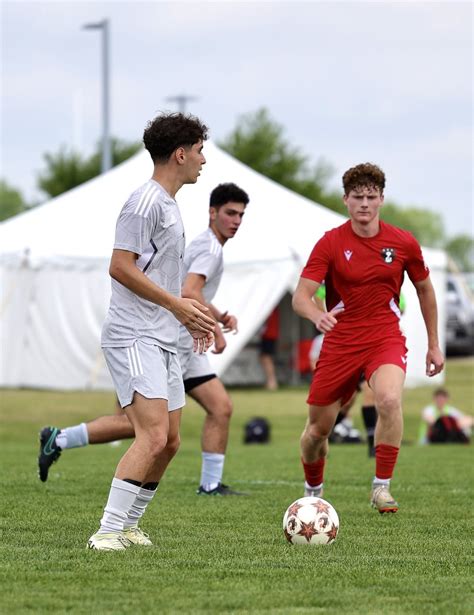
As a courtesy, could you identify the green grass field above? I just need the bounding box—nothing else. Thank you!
[1,359,473,614]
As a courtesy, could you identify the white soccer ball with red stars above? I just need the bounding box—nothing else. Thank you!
[283,497,339,545]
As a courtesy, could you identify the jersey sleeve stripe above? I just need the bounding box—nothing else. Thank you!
[135,184,157,216]
[133,184,153,214]
[140,187,159,217]
[210,236,221,256]
[141,194,157,219]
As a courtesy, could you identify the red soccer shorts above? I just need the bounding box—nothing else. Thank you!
[307,338,408,407]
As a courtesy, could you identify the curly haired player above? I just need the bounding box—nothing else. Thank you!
[38,183,249,523]
[292,162,444,513]
[83,112,214,550]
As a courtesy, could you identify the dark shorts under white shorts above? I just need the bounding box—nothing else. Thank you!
[103,340,185,411]
[180,345,214,381]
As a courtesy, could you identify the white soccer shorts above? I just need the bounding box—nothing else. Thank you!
[103,340,185,411]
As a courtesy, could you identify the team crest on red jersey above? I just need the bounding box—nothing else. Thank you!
[381,248,396,264]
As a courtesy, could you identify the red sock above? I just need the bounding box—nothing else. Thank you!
[375,444,399,480]
[301,457,325,487]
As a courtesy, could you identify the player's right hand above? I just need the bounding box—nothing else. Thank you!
[220,311,238,334]
[174,297,215,334]
[314,307,344,333]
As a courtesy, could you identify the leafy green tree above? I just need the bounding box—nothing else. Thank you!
[221,108,452,247]
[0,179,29,221]
[37,138,141,198]
[380,202,445,248]
[445,234,474,272]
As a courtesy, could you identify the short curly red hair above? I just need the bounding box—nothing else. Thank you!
[342,163,385,195]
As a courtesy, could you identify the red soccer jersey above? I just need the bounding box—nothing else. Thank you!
[301,220,429,350]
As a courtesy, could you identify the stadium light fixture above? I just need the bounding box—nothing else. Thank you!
[82,19,112,174]
[165,94,199,114]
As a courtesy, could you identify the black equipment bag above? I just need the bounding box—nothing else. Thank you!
[244,417,270,444]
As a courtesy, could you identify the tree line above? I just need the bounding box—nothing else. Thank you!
[1,108,472,271]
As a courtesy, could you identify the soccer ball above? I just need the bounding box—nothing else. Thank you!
[283,497,339,545]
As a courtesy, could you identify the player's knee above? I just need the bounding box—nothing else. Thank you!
[376,392,401,415]
[219,396,233,420]
[307,421,332,441]
[144,432,168,460]
[208,396,233,421]
[165,433,180,458]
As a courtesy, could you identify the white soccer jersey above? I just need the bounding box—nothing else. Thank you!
[178,228,224,355]
[184,228,223,302]
[101,179,185,352]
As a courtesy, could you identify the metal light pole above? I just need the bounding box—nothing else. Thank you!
[83,19,111,173]
[165,94,198,114]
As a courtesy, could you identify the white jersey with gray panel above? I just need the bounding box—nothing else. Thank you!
[101,179,185,352]
[178,227,223,380]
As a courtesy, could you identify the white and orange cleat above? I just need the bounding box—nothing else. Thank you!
[371,484,399,514]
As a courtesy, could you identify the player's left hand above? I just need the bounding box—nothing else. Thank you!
[220,311,238,334]
[192,330,214,354]
[426,346,444,377]
[212,326,227,354]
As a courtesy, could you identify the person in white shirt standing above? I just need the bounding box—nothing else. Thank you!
[38,184,249,500]
[87,112,215,551]
[178,182,248,495]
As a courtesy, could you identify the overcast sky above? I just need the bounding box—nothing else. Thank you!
[2,0,472,237]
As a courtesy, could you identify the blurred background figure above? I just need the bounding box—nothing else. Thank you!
[419,388,472,444]
[259,306,279,390]
[446,271,474,356]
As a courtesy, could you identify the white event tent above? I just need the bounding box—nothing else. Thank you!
[0,142,446,390]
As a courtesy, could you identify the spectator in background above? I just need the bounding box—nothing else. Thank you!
[259,307,279,390]
[419,388,472,444]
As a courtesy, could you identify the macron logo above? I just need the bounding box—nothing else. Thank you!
[401,355,407,364]
[344,250,353,261]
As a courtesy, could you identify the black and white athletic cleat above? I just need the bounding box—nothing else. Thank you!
[196,482,248,496]
[38,426,62,482]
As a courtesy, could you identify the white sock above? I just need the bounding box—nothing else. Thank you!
[124,485,158,529]
[98,478,140,534]
[305,481,323,491]
[200,452,225,491]
[373,477,390,487]
[56,423,89,449]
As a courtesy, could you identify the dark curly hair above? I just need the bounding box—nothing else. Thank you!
[143,112,209,163]
[342,163,386,195]
[209,183,249,208]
